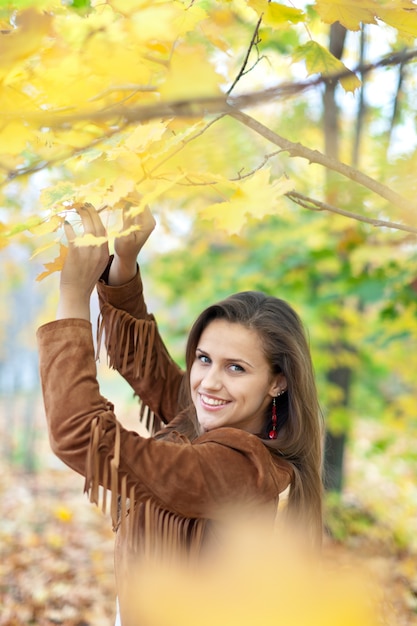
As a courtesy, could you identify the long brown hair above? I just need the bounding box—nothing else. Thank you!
[165,291,324,542]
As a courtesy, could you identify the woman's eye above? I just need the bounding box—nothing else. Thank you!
[197,354,211,364]
[229,363,245,373]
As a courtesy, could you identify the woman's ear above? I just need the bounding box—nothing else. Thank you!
[269,373,287,398]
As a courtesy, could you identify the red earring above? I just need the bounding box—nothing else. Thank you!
[268,396,278,440]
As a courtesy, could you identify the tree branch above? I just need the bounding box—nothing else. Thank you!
[5,47,417,129]
[228,107,417,215]
[286,191,417,235]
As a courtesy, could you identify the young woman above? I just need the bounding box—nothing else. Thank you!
[37,203,323,625]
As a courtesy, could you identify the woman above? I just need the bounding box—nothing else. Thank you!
[37,203,323,625]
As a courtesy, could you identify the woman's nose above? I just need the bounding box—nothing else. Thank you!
[201,365,222,390]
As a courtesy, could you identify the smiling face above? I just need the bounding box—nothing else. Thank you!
[190,319,286,435]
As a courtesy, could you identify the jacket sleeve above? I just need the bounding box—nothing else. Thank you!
[37,320,292,525]
[96,261,185,425]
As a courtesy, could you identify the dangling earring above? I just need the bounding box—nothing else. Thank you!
[268,396,278,440]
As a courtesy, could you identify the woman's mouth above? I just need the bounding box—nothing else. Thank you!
[199,393,229,409]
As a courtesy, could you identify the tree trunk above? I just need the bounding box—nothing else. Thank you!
[323,22,351,493]
[323,365,352,492]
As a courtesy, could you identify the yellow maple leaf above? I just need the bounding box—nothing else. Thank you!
[40,182,77,209]
[313,0,378,30]
[0,8,53,69]
[248,0,305,27]
[101,176,136,206]
[130,3,207,43]
[294,41,361,92]
[315,0,417,43]
[0,121,33,156]
[36,243,68,281]
[200,170,293,235]
[126,175,187,216]
[29,215,64,236]
[378,3,417,38]
[30,240,60,260]
[125,121,168,153]
[73,233,108,247]
[159,44,223,100]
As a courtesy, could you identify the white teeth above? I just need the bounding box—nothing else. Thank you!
[201,395,227,406]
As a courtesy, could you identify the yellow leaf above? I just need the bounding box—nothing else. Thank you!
[30,240,60,260]
[313,0,379,30]
[159,44,223,100]
[109,0,149,13]
[294,41,361,92]
[248,0,305,27]
[126,175,187,216]
[0,121,33,156]
[73,233,108,247]
[109,149,143,177]
[40,182,77,209]
[29,215,63,236]
[200,170,293,234]
[130,3,206,43]
[101,176,136,206]
[125,121,168,153]
[378,3,417,38]
[131,4,182,42]
[0,9,53,69]
[171,3,207,35]
[315,0,417,35]
[36,244,68,281]
[53,505,73,523]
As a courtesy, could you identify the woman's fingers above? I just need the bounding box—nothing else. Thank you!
[77,202,107,237]
[63,220,76,244]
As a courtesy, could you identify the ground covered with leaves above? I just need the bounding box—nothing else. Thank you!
[0,465,115,625]
[1,398,416,626]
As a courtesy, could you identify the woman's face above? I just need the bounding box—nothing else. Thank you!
[190,319,286,435]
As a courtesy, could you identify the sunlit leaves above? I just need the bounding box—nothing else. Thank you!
[159,44,223,100]
[0,8,53,72]
[294,41,361,92]
[248,0,305,27]
[378,2,417,39]
[40,182,77,209]
[124,121,168,153]
[30,214,63,236]
[313,0,417,37]
[200,169,293,234]
[36,243,68,281]
[0,0,416,263]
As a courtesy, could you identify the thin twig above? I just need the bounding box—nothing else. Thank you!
[154,150,283,187]
[286,190,417,235]
[227,15,263,95]
[3,123,129,183]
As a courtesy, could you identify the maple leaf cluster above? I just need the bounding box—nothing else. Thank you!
[1,0,417,277]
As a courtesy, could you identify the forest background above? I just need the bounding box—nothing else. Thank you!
[0,0,417,624]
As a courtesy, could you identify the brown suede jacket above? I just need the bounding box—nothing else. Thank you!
[37,267,292,618]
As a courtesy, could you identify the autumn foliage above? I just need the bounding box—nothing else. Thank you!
[1,0,417,270]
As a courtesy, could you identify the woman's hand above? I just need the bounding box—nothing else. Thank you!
[109,203,156,286]
[57,203,109,321]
